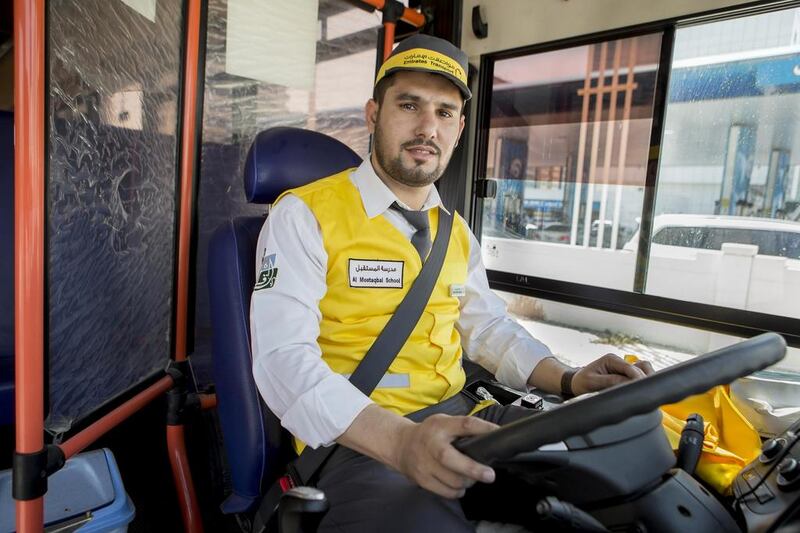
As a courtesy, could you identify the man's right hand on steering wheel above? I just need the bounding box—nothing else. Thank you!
[393,414,499,499]
[337,403,500,500]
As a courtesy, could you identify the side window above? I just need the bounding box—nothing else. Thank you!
[703,229,779,256]
[479,7,800,312]
[475,5,800,378]
[782,232,800,259]
[652,226,704,248]
[647,6,800,318]
[479,33,664,291]
[652,226,800,258]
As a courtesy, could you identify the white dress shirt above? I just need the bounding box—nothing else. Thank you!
[250,159,553,449]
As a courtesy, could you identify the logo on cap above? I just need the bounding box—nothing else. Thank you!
[375,35,471,100]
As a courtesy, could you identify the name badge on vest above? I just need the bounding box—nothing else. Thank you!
[449,284,466,298]
[349,259,404,288]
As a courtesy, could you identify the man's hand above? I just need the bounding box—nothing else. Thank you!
[571,354,654,395]
[392,414,498,499]
[337,404,498,499]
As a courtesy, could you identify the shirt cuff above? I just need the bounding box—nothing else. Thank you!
[493,337,553,391]
[280,373,374,449]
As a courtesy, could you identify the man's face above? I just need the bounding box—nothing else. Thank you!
[366,71,466,188]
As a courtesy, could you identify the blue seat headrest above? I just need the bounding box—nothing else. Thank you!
[244,127,363,204]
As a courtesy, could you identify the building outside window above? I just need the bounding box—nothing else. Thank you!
[477,7,800,416]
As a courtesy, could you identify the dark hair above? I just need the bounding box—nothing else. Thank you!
[372,73,465,114]
[372,75,396,105]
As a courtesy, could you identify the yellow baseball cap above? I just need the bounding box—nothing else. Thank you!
[375,34,471,100]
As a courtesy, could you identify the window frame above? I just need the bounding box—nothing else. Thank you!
[469,1,800,348]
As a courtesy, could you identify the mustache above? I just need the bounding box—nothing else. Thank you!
[401,140,441,155]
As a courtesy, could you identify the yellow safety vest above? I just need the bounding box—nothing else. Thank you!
[277,169,471,450]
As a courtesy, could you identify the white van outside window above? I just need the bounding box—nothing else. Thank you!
[624,215,800,259]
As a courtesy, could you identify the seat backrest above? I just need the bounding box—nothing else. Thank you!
[0,111,14,426]
[207,127,362,514]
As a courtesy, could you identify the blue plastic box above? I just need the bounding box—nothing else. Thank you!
[0,448,135,532]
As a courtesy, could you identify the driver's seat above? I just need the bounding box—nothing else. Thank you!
[207,127,362,515]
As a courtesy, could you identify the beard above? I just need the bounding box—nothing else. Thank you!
[373,127,448,188]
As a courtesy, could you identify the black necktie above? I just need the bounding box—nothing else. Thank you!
[391,202,432,260]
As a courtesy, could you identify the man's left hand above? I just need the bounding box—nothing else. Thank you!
[571,354,655,396]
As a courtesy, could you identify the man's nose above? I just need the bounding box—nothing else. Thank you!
[414,108,438,140]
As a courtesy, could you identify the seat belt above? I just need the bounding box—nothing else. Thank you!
[252,207,454,532]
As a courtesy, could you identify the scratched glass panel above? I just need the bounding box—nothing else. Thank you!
[46,0,183,432]
[191,0,381,385]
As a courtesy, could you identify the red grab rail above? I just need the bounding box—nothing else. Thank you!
[14,0,46,529]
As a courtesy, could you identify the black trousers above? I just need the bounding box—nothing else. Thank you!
[315,397,537,532]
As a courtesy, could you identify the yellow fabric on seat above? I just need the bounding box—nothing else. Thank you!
[625,355,761,495]
[661,386,761,495]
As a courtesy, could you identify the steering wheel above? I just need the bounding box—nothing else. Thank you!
[456,332,786,465]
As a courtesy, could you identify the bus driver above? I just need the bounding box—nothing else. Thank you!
[251,34,653,531]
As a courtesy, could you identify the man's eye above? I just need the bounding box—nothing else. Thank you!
[400,103,416,111]
[439,110,454,118]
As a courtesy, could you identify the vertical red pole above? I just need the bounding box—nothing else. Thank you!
[169,0,203,530]
[383,21,395,61]
[167,425,202,532]
[14,0,46,531]
[175,0,201,367]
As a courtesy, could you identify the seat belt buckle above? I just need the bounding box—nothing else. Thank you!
[465,379,544,410]
[279,474,296,493]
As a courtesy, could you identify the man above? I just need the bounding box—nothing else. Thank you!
[251,34,653,531]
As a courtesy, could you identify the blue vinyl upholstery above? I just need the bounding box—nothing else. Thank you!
[208,127,361,514]
[0,111,14,426]
[244,127,363,204]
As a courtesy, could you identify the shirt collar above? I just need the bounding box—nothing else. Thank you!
[350,156,448,219]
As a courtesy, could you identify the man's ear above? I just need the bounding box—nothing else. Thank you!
[455,113,466,146]
[365,99,379,134]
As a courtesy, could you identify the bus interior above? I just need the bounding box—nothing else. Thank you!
[2,0,800,532]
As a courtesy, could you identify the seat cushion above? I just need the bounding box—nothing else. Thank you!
[208,216,290,513]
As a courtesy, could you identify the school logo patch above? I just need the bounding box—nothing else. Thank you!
[255,252,278,290]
